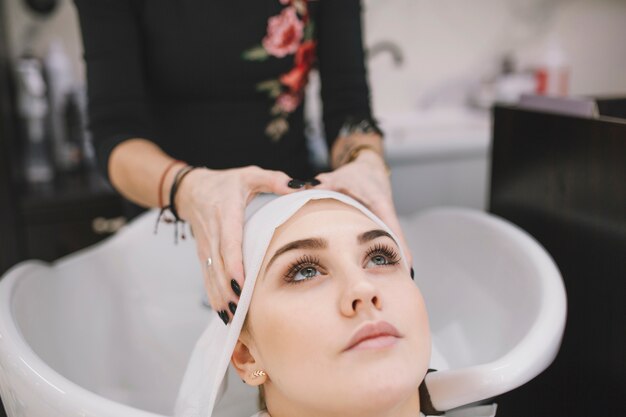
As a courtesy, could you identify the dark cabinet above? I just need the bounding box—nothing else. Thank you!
[2,166,128,274]
[489,103,626,417]
[16,169,127,264]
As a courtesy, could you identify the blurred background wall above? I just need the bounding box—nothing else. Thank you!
[363,0,626,114]
[4,0,626,115]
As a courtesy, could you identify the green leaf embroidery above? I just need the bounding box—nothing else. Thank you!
[270,103,284,116]
[242,45,269,61]
[265,117,289,142]
[304,21,315,41]
[256,79,283,98]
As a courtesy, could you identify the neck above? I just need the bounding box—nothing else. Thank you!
[265,388,421,417]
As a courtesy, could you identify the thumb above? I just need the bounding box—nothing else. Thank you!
[246,167,300,196]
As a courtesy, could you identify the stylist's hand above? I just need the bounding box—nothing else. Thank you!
[312,150,414,272]
[175,165,299,324]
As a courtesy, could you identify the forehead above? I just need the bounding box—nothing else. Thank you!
[270,198,376,243]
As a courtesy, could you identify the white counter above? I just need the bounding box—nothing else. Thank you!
[380,108,492,215]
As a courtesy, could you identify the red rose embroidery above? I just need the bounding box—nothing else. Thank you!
[262,7,304,58]
[280,66,307,94]
[243,0,316,141]
[280,41,317,93]
[296,40,316,69]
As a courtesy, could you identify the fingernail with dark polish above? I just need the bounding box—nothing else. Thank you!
[218,310,229,325]
[231,279,241,297]
[288,179,305,189]
[410,267,415,280]
[229,301,238,315]
[306,178,321,186]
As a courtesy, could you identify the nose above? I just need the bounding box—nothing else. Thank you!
[340,272,382,317]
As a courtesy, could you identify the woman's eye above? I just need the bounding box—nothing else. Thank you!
[284,255,323,284]
[366,254,392,268]
[293,266,320,281]
[365,244,401,268]
[369,255,388,266]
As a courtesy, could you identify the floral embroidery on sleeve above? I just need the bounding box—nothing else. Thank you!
[242,0,317,142]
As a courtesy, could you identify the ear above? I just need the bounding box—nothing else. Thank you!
[231,338,267,386]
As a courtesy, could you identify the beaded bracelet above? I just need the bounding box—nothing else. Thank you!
[154,165,201,243]
[168,165,198,221]
[157,159,184,209]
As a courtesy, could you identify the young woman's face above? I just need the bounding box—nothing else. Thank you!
[240,198,430,417]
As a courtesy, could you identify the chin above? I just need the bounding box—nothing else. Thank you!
[348,364,421,410]
[347,383,418,415]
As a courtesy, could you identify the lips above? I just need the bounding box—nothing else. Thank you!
[344,321,402,352]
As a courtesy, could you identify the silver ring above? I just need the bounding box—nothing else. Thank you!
[206,257,213,268]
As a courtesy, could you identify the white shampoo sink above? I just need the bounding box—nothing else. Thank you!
[0,207,566,416]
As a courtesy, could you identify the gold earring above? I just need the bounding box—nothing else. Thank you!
[251,370,266,379]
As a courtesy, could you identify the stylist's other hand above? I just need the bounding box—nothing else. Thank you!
[312,150,414,271]
[175,165,298,324]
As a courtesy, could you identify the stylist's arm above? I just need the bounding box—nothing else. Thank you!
[109,139,297,325]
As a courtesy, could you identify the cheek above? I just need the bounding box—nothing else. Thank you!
[388,282,431,362]
[391,279,428,321]
[407,285,429,331]
[249,291,331,374]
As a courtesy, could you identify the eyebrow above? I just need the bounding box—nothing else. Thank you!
[357,229,396,245]
[264,229,397,274]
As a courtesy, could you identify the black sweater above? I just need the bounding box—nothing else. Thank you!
[73,0,376,183]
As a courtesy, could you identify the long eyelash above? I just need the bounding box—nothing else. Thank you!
[365,243,401,265]
[282,243,399,284]
[283,254,321,283]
